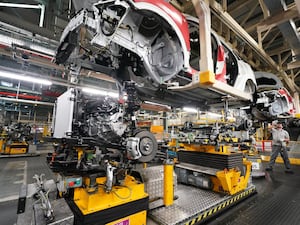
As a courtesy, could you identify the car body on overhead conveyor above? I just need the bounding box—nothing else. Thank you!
[186,14,257,95]
[55,0,293,120]
[253,71,295,120]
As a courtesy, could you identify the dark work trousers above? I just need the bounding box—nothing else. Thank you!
[268,144,291,169]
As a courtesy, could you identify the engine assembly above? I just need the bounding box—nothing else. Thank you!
[0,122,32,155]
[44,82,154,225]
[48,82,157,190]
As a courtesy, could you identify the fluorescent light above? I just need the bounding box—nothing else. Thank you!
[30,44,55,56]
[144,101,171,109]
[0,34,24,47]
[0,70,52,85]
[0,81,13,87]
[183,107,198,113]
[82,87,119,98]
[0,34,55,56]
[240,106,250,110]
[0,3,42,9]
[207,112,223,118]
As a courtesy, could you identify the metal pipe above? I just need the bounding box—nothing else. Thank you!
[39,4,45,27]
[0,97,54,106]
[0,3,45,27]
[16,81,20,100]
[68,0,72,19]
[0,3,41,9]
[18,108,21,122]
[0,91,42,101]
[34,110,36,124]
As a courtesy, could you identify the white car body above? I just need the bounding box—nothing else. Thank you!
[55,0,293,119]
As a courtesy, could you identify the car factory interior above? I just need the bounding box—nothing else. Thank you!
[0,0,300,225]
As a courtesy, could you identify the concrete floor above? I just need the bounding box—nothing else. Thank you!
[0,154,55,225]
[206,163,300,225]
[1,154,300,225]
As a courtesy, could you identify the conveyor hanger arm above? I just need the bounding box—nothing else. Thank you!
[169,0,252,102]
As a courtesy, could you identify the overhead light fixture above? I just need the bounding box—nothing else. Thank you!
[29,44,55,56]
[144,101,171,109]
[82,87,119,98]
[240,106,250,110]
[0,81,13,87]
[0,34,55,56]
[183,107,198,113]
[0,70,52,85]
[206,112,223,118]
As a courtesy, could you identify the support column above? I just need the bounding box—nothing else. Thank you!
[163,159,174,207]
[192,0,214,72]
[293,92,300,117]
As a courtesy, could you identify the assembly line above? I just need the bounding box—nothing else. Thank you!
[0,0,300,225]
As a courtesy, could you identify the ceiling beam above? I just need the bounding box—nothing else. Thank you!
[281,52,292,66]
[294,70,300,78]
[296,0,300,15]
[241,2,259,27]
[264,31,281,49]
[288,60,300,70]
[209,0,298,93]
[257,5,299,32]
[245,18,264,34]
[258,0,269,18]
[267,43,291,56]
[227,0,249,14]
[222,0,227,12]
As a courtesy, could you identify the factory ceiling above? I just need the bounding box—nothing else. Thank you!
[0,0,299,108]
[172,0,300,93]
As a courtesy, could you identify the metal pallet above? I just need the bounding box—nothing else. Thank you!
[149,184,256,225]
[177,151,243,170]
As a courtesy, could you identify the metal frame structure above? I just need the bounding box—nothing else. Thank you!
[170,0,300,113]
